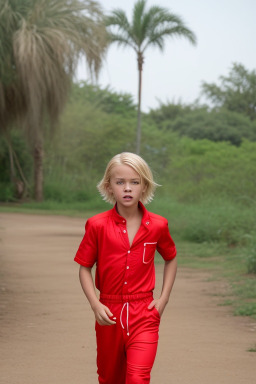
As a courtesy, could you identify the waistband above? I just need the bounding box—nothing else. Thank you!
[100,291,153,303]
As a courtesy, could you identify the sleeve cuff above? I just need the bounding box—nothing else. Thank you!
[74,256,94,268]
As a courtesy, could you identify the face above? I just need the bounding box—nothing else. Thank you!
[108,164,147,209]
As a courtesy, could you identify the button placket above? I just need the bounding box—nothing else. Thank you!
[123,248,131,291]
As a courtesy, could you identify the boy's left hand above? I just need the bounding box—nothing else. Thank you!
[148,298,167,318]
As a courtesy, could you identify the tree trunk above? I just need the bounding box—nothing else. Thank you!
[5,133,28,199]
[7,138,16,183]
[136,52,144,155]
[34,139,44,201]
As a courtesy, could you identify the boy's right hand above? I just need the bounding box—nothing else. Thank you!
[92,301,116,326]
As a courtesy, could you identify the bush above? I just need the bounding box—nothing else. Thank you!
[176,199,256,246]
[247,238,256,274]
[0,183,16,201]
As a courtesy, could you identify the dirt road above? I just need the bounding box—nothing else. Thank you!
[0,213,255,384]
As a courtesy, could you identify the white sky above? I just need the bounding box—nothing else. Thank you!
[76,0,256,111]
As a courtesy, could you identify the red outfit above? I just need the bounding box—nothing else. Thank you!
[75,202,176,383]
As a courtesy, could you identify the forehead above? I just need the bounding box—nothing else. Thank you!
[110,164,140,179]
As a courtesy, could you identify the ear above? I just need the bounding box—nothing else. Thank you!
[106,182,113,194]
[142,183,147,194]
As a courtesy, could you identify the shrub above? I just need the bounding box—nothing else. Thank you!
[247,238,256,274]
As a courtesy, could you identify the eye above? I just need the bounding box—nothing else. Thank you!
[132,181,140,184]
[116,181,123,185]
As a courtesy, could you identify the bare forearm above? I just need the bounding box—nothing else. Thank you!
[148,257,177,315]
[79,265,99,309]
[79,265,116,325]
[160,257,177,304]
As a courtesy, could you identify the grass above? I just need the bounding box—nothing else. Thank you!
[0,198,105,217]
[247,344,256,352]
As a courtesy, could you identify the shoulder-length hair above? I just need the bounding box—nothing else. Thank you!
[97,152,159,204]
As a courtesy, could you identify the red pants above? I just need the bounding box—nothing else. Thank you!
[95,292,160,384]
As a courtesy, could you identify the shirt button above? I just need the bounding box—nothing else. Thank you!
[124,282,127,285]
[146,221,150,225]
[123,230,126,233]
[122,220,125,223]
[128,250,130,254]
[126,266,129,269]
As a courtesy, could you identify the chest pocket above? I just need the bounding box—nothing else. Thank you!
[143,242,157,264]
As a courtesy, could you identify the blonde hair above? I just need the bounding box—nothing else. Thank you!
[97,152,159,204]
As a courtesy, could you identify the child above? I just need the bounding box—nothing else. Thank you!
[74,152,177,384]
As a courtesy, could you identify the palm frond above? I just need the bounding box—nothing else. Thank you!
[143,24,196,52]
[105,9,136,50]
[142,8,197,51]
[132,0,147,45]
[0,0,107,140]
[107,33,136,50]
[106,0,197,54]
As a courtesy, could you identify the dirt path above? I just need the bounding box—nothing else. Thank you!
[0,213,255,384]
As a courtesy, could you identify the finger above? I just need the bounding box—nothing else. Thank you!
[98,318,116,326]
[148,300,156,310]
[104,306,117,323]
[101,312,116,325]
[104,305,114,318]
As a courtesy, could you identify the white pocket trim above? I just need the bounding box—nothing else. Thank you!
[143,242,157,264]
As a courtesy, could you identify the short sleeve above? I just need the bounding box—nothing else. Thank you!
[157,219,177,261]
[74,219,98,267]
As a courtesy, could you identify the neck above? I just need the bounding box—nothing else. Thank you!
[116,203,141,220]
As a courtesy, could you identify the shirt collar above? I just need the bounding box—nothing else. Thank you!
[111,201,151,227]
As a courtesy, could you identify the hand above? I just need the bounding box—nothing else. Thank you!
[148,298,167,318]
[92,301,116,326]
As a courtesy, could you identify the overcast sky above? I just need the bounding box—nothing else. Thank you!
[76,0,256,111]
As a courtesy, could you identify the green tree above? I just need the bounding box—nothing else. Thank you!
[169,108,256,146]
[148,100,194,126]
[201,63,256,121]
[71,81,136,116]
[105,0,197,154]
[0,0,107,201]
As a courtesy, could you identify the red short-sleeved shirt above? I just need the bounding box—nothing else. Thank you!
[74,202,176,295]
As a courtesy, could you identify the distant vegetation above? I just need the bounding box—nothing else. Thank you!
[1,64,256,281]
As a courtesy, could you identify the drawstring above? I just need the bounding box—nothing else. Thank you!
[120,302,129,336]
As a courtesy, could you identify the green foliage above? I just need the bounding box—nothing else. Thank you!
[178,200,256,246]
[246,239,256,274]
[71,82,136,117]
[148,101,256,145]
[247,344,256,352]
[170,109,256,145]
[234,303,256,318]
[0,129,32,200]
[201,63,256,121]
[148,101,194,125]
[0,183,15,201]
[0,0,107,201]
[154,137,256,203]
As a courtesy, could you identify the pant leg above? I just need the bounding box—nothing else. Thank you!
[95,302,126,384]
[125,301,160,384]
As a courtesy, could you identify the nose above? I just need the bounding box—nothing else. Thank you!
[124,183,131,191]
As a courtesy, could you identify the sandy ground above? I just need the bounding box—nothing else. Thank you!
[0,212,255,384]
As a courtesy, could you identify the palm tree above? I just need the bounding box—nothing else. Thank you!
[0,0,107,201]
[106,0,197,154]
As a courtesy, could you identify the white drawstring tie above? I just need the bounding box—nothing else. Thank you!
[120,302,129,336]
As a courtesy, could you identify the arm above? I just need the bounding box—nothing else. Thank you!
[148,257,177,316]
[79,265,116,326]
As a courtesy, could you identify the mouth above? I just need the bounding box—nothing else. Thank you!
[123,195,133,200]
